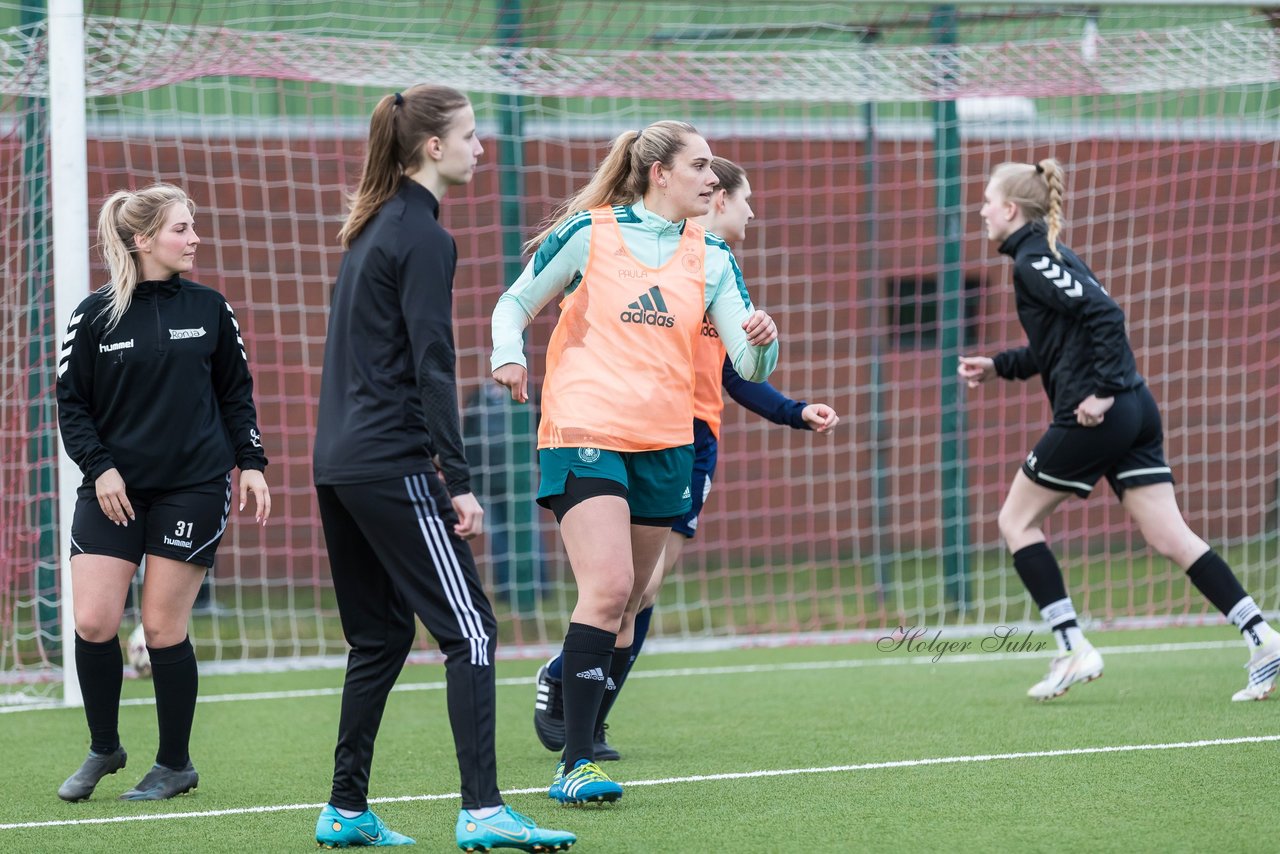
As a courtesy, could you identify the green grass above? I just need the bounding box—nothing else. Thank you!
[3,625,1278,852]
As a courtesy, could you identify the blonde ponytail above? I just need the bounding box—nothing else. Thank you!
[1039,158,1066,261]
[94,183,193,331]
[96,191,136,331]
[525,120,699,254]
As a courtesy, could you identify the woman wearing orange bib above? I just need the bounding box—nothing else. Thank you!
[529,157,840,763]
[491,121,778,804]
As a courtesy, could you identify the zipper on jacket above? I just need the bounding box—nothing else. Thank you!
[654,225,677,265]
[154,296,165,353]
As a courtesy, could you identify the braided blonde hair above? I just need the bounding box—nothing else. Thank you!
[990,158,1066,260]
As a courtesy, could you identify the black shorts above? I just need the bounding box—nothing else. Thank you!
[69,473,233,568]
[1023,385,1174,500]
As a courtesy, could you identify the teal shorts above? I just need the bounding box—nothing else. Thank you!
[537,445,694,519]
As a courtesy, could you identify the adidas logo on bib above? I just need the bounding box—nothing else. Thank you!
[700,311,720,339]
[620,286,676,328]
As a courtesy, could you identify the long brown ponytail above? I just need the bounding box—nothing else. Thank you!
[339,84,471,248]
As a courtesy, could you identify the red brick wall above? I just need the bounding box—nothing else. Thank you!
[67,135,1280,582]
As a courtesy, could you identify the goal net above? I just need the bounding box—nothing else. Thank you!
[2,0,1277,703]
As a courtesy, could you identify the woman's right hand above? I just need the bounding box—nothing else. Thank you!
[957,356,996,389]
[492,363,529,403]
[95,468,135,526]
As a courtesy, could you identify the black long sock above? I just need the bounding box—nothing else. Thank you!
[149,637,198,770]
[594,645,633,734]
[560,622,616,769]
[1187,550,1260,631]
[75,633,123,754]
[1012,542,1070,610]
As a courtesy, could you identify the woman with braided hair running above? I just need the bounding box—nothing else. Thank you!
[960,157,1280,703]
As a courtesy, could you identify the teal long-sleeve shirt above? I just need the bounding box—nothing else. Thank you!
[491,198,778,383]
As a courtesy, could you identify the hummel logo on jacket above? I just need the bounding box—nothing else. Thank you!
[56,274,268,490]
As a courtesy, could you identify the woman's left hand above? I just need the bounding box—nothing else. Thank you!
[742,309,777,346]
[239,468,271,525]
[1074,394,1114,427]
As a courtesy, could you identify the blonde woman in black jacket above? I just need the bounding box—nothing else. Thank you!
[56,183,270,802]
[961,158,1278,704]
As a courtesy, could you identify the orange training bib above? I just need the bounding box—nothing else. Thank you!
[538,208,707,451]
[690,313,728,439]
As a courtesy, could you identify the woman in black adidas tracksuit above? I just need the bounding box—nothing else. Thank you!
[960,158,1279,703]
[311,85,573,851]
[55,183,270,802]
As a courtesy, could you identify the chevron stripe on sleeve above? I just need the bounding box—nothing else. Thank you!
[1030,256,1083,298]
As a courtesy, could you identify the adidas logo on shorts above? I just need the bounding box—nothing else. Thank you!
[576,667,606,681]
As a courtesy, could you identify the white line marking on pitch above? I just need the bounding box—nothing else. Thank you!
[2,733,1276,831]
[0,641,1240,715]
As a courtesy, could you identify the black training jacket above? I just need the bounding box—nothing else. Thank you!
[56,275,268,492]
[992,222,1143,424]
[312,179,471,496]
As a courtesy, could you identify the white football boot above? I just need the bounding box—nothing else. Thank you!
[1232,637,1280,702]
[1027,643,1104,701]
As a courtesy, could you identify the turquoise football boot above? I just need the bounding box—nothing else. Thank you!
[456,805,576,851]
[315,804,415,847]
